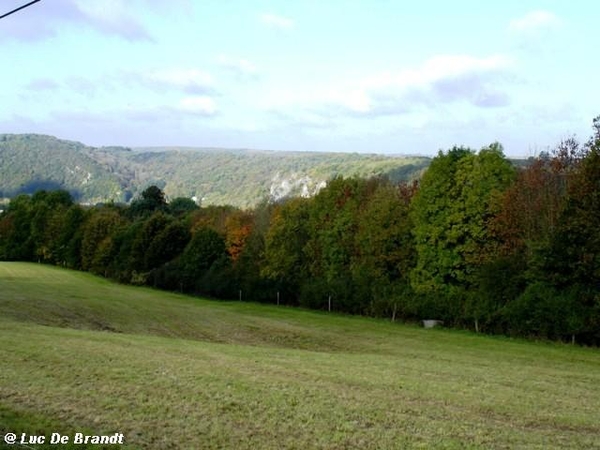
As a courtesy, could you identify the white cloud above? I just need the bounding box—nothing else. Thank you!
[43,0,151,41]
[361,54,512,91]
[146,68,214,94]
[26,78,61,91]
[265,54,514,119]
[260,13,294,29]
[271,110,337,130]
[368,54,513,112]
[217,54,258,78]
[509,10,561,33]
[46,96,217,131]
[76,1,130,24]
[338,90,372,113]
[177,96,217,115]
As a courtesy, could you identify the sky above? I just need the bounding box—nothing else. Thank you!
[0,0,598,157]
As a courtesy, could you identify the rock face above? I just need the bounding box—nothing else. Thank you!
[269,173,327,202]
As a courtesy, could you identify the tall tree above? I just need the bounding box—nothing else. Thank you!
[145,220,190,270]
[30,191,74,263]
[304,177,366,312]
[129,211,171,271]
[409,146,474,291]
[0,194,34,260]
[410,144,515,323]
[491,143,580,261]
[531,120,600,342]
[262,197,310,303]
[80,207,125,272]
[179,227,229,294]
[353,180,417,318]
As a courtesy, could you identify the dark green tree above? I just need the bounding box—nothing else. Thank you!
[354,180,417,319]
[129,211,171,272]
[304,177,372,312]
[0,194,34,260]
[180,227,229,294]
[262,197,311,303]
[145,220,190,270]
[169,197,199,216]
[129,185,167,217]
[532,120,600,343]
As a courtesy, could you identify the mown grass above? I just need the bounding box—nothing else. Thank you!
[1,262,600,449]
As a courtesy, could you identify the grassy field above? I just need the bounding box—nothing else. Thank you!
[1,262,599,449]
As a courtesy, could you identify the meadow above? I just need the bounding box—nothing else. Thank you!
[1,262,599,449]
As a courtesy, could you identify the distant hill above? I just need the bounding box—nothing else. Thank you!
[0,134,430,207]
[0,134,133,204]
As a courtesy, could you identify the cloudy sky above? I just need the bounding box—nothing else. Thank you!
[1,0,597,156]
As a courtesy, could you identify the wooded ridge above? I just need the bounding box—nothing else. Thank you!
[0,134,430,208]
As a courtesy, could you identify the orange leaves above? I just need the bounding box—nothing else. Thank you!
[225,211,253,262]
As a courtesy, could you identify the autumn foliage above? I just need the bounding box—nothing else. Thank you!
[2,117,600,344]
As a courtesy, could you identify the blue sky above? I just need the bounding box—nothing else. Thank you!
[1,0,597,157]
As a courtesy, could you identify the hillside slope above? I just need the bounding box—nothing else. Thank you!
[1,262,600,449]
[0,134,131,203]
[0,134,430,207]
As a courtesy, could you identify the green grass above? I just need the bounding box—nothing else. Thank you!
[1,262,600,449]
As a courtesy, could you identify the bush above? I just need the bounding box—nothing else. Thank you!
[503,282,588,341]
[299,279,331,311]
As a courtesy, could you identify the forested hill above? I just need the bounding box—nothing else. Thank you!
[0,134,430,207]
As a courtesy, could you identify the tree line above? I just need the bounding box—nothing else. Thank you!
[1,118,599,344]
